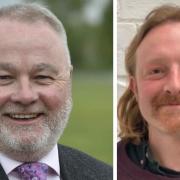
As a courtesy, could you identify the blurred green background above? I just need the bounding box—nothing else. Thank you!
[22,0,113,165]
[61,72,112,165]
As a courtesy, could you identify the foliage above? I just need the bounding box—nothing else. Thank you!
[24,0,113,70]
[60,72,113,165]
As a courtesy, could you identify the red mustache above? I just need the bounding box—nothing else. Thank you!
[152,93,180,110]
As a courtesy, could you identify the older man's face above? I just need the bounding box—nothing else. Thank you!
[0,20,72,161]
[131,22,180,136]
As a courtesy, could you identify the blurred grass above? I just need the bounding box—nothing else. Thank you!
[59,71,113,165]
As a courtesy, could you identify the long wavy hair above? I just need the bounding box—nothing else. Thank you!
[118,4,180,143]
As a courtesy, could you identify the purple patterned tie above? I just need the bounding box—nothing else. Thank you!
[16,162,48,180]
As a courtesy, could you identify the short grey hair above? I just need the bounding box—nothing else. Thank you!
[0,3,71,67]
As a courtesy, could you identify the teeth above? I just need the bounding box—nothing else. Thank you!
[9,114,38,119]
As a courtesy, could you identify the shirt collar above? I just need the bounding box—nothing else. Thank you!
[138,141,180,177]
[0,144,60,176]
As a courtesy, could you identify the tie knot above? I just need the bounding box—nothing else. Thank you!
[16,162,48,180]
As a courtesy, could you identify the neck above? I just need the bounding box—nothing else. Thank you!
[149,127,180,171]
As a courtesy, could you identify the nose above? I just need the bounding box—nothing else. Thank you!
[164,68,180,95]
[11,77,38,105]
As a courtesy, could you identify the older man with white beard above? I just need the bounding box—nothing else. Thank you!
[0,3,112,180]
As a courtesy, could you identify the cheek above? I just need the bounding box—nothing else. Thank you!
[137,81,163,116]
[39,85,70,111]
[137,80,162,103]
[0,88,14,107]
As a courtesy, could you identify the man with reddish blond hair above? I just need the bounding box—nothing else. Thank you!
[118,4,180,180]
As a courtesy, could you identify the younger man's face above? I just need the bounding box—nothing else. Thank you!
[131,22,180,136]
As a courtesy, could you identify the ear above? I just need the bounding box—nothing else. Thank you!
[129,76,138,100]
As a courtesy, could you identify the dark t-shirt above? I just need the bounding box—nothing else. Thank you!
[127,140,180,177]
[117,140,180,180]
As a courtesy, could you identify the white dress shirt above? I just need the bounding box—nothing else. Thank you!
[0,145,60,180]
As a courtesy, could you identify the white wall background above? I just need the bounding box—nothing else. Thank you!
[117,0,180,99]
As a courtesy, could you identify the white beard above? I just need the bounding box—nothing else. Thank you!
[0,97,72,161]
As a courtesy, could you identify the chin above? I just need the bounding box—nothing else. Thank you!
[157,117,180,135]
[0,127,53,161]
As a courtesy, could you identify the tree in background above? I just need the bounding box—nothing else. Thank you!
[25,0,113,71]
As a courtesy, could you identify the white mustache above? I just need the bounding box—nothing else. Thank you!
[0,103,47,115]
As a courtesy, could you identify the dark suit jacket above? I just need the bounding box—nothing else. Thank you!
[0,144,113,180]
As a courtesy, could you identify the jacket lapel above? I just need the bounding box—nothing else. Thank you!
[0,164,8,180]
[58,144,72,180]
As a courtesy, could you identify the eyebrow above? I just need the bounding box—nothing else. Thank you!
[31,63,59,74]
[0,63,16,73]
[0,62,59,75]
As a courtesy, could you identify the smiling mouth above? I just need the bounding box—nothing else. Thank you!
[162,104,180,106]
[4,113,43,120]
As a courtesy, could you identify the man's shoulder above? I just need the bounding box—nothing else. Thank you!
[58,144,112,180]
